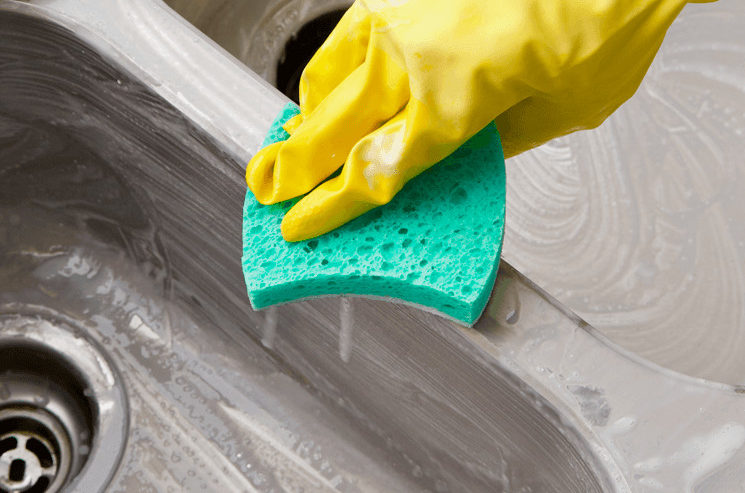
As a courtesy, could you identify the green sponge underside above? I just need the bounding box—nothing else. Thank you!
[242,102,506,326]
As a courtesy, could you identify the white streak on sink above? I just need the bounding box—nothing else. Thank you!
[129,313,160,342]
[339,297,354,363]
[261,306,278,349]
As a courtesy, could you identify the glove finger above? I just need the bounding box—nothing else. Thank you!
[299,2,371,116]
[281,109,418,241]
[247,50,410,205]
[245,141,283,204]
[281,113,304,135]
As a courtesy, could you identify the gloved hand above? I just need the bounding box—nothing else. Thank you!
[247,0,711,242]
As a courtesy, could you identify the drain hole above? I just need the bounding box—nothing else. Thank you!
[26,438,54,469]
[276,9,348,103]
[0,317,127,493]
[0,341,95,492]
[27,477,50,493]
[0,413,64,493]
[8,459,25,482]
[0,437,15,455]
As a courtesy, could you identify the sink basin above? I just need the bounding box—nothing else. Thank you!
[164,0,745,387]
[1,1,743,492]
[0,3,608,491]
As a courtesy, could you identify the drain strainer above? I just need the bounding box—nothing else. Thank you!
[0,315,128,493]
[0,407,71,493]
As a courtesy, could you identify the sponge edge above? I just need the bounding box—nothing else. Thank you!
[242,102,506,326]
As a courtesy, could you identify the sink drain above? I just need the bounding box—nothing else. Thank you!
[0,407,70,493]
[0,315,128,493]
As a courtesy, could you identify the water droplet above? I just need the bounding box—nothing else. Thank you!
[261,306,278,349]
[339,298,354,363]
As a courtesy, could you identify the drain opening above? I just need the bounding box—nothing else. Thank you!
[0,409,68,493]
[9,460,24,482]
[0,316,127,493]
[0,341,95,493]
[276,9,348,103]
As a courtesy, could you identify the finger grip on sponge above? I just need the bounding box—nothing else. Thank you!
[242,102,506,326]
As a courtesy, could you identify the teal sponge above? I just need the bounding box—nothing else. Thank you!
[242,103,506,326]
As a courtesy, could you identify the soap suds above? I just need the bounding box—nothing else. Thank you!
[361,121,406,190]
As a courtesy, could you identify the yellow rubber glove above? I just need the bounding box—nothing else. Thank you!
[247,0,710,242]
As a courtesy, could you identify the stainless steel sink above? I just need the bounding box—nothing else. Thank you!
[165,0,351,96]
[1,1,743,492]
[165,0,745,387]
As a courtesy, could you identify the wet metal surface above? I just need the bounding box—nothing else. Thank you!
[168,0,745,386]
[165,0,352,88]
[0,4,608,490]
[0,6,434,491]
[503,0,745,385]
[1,0,744,491]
